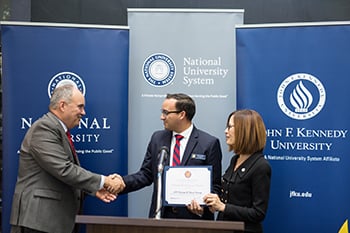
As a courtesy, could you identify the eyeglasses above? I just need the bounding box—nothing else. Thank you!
[161,109,182,116]
[226,124,234,130]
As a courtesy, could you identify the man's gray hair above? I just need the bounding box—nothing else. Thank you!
[49,84,75,110]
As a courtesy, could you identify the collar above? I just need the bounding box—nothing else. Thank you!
[172,123,193,139]
[236,151,263,176]
[50,112,68,132]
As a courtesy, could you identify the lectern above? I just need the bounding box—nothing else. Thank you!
[76,215,244,233]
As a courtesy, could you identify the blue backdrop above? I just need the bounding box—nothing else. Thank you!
[236,22,350,233]
[1,22,129,233]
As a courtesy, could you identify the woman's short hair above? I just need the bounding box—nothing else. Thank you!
[227,109,266,154]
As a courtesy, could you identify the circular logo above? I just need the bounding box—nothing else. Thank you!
[277,73,326,120]
[142,53,176,87]
[184,170,192,178]
[48,71,86,98]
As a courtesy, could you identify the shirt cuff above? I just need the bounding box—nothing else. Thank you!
[100,175,105,190]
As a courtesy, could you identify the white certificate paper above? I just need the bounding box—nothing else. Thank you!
[163,166,212,206]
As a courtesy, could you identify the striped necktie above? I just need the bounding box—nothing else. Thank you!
[172,134,184,166]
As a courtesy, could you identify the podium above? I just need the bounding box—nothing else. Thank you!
[76,215,244,233]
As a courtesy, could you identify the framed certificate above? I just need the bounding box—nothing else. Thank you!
[163,166,212,206]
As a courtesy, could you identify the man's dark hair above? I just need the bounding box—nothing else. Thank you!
[166,93,196,121]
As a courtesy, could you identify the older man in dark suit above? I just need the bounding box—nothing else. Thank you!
[10,84,124,233]
[121,93,222,220]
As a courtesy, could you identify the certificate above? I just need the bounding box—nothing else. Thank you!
[163,166,212,206]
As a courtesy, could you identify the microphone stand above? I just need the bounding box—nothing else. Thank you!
[155,161,164,219]
[154,146,168,219]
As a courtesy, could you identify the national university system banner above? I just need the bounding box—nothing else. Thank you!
[127,9,244,217]
[236,22,350,233]
[1,22,129,233]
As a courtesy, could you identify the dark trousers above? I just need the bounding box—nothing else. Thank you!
[11,226,47,233]
[11,225,79,233]
[22,227,47,233]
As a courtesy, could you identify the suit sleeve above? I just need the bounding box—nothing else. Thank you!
[208,138,223,195]
[121,134,156,193]
[28,121,101,194]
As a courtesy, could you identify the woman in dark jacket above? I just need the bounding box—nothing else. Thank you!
[204,109,272,233]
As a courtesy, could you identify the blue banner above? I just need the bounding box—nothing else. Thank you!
[236,22,350,233]
[1,22,129,233]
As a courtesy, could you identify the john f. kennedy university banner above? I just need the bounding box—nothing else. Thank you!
[1,22,129,233]
[236,22,350,233]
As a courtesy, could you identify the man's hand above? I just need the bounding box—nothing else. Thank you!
[96,188,117,203]
[103,173,125,194]
[187,199,204,217]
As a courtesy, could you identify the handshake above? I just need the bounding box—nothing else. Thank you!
[104,173,126,194]
[96,173,126,203]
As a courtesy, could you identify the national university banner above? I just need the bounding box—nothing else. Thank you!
[1,22,129,233]
[236,22,350,233]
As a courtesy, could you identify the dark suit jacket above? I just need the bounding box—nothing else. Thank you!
[218,151,271,233]
[10,112,102,233]
[122,126,222,220]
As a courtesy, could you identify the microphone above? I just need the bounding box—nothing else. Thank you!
[158,146,169,169]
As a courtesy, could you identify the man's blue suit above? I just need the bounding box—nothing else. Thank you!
[122,126,222,219]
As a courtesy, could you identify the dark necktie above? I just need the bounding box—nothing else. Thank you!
[66,131,78,163]
[172,134,184,166]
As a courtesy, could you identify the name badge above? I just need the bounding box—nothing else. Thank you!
[191,153,206,160]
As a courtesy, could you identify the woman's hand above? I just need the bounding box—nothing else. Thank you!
[203,193,225,213]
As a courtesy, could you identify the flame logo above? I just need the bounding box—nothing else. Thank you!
[277,73,326,120]
[289,81,313,113]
